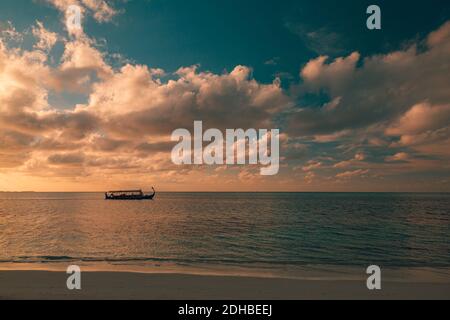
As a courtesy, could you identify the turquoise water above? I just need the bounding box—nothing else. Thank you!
[0,192,449,274]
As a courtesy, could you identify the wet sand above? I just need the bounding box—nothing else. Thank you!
[0,270,449,300]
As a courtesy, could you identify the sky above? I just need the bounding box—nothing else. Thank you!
[0,0,449,192]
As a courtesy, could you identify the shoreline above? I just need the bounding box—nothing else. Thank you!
[0,263,448,300]
[1,262,449,282]
[0,269,449,300]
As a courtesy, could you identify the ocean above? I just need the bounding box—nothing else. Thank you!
[0,192,449,279]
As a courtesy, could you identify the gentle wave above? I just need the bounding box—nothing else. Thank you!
[1,192,449,273]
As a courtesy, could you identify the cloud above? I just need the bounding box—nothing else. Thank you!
[386,103,450,137]
[354,152,365,161]
[48,152,85,165]
[46,0,117,23]
[300,53,360,90]
[336,169,369,179]
[0,12,449,191]
[333,152,366,168]
[301,160,322,172]
[60,38,112,78]
[288,21,450,138]
[385,152,409,162]
[0,22,288,182]
[386,102,450,158]
[0,21,23,43]
[427,21,450,47]
[45,0,118,39]
[80,0,117,22]
[84,64,288,138]
[304,171,315,184]
[0,35,104,170]
[285,23,344,55]
[32,21,58,51]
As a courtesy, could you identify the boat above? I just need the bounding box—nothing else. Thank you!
[105,187,155,200]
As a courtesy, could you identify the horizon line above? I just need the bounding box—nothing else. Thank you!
[1,191,449,194]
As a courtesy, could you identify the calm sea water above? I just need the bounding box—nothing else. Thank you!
[0,192,449,276]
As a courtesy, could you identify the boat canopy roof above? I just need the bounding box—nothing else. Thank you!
[107,190,142,194]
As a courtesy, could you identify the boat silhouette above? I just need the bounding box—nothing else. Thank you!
[105,187,155,200]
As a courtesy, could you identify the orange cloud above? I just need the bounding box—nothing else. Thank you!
[0,17,450,192]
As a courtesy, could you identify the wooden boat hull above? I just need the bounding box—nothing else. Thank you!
[105,194,155,200]
[105,188,155,200]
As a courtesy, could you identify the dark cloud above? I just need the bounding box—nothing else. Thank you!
[48,152,85,165]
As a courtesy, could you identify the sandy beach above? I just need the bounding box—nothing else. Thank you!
[0,269,449,300]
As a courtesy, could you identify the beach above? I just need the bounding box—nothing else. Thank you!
[0,269,449,300]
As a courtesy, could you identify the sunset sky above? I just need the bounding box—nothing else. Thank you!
[0,0,449,192]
